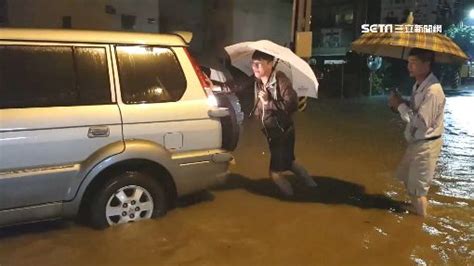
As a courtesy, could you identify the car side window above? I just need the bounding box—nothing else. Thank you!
[0,45,111,109]
[116,46,186,104]
[74,47,111,105]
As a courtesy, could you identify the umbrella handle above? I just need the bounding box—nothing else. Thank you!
[273,59,280,70]
[249,85,277,117]
[249,100,258,117]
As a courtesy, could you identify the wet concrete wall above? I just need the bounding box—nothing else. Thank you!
[6,0,159,32]
[159,0,292,67]
[231,0,293,45]
[159,0,211,61]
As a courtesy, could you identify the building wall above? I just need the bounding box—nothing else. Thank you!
[6,0,159,32]
[312,1,357,55]
[232,0,293,46]
[159,0,207,54]
[159,0,292,67]
[0,0,7,26]
[381,0,457,24]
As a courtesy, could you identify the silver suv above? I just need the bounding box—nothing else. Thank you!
[0,29,239,229]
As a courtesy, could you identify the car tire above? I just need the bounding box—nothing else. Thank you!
[88,171,167,229]
[214,92,240,151]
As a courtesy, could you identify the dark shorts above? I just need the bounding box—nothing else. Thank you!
[264,126,296,172]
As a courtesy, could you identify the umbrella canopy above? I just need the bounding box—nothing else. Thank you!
[351,30,468,64]
[225,40,318,98]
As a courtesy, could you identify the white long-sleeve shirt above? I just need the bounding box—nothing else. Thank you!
[397,73,446,143]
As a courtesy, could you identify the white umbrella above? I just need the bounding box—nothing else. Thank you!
[224,40,318,98]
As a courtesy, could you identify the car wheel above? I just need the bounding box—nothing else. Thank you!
[214,92,240,151]
[89,171,167,229]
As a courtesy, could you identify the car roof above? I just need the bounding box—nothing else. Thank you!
[0,28,188,46]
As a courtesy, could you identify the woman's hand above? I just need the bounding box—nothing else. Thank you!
[258,90,269,104]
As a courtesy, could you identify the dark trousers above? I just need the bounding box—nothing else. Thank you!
[264,126,296,172]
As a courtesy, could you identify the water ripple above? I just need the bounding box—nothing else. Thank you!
[437,88,474,199]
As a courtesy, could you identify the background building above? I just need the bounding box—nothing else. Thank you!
[3,0,160,32]
[0,0,294,69]
[310,0,381,97]
[381,0,462,25]
[0,0,7,27]
[2,0,470,98]
[159,0,293,67]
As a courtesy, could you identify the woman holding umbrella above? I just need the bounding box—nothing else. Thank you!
[225,40,319,196]
[251,50,317,196]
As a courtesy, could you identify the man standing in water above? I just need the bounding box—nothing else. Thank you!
[388,48,445,216]
[251,50,317,196]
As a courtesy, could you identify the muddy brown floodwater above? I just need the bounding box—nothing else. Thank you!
[0,88,472,266]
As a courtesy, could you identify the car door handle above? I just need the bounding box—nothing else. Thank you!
[88,126,110,138]
[208,107,230,118]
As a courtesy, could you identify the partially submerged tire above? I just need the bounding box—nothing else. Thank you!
[214,92,240,151]
[88,171,167,229]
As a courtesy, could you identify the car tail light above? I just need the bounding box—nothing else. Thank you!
[184,48,211,91]
[184,48,218,106]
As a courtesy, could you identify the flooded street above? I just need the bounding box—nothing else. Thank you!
[0,87,473,266]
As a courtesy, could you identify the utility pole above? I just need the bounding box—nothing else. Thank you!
[292,0,312,111]
[291,0,312,58]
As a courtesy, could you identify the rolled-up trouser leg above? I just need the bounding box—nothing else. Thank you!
[396,138,443,197]
[291,161,317,187]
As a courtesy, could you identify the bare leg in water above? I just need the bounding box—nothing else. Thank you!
[270,161,317,196]
[401,181,428,217]
[270,171,294,196]
[291,161,317,187]
[410,195,428,217]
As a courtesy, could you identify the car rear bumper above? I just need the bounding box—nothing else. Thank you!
[171,149,233,196]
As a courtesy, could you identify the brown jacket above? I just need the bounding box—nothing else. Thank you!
[254,71,298,127]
